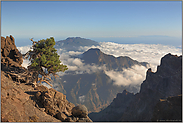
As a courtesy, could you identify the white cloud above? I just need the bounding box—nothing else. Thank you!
[104,65,147,88]
[21,59,30,68]
[73,58,84,66]
[17,45,32,68]
[18,42,182,76]
[17,45,31,54]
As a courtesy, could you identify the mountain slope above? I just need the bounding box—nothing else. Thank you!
[151,94,182,121]
[53,48,149,112]
[89,90,135,121]
[89,53,182,121]
[81,48,148,70]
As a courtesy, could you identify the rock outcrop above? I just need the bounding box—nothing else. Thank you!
[89,89,134,121]
[64,105,92,122]
[1,35,23,67]
[1,36,38,87]
[151,95,182,122]
[89,53,182,122]
[1,35,92,122]
[1,71,61,122]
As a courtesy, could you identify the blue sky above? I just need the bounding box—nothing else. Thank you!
[1,1,182,47]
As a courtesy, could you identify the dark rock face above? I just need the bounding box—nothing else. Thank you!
[151,95,182,122]
[89,90,134,121]
[120,53,182,121]
[1,35,23,67]
[89,53,182,122]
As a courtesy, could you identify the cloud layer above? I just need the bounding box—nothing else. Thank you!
[17,42,182,91]
[77,42,182,72]
[104,65,147,86]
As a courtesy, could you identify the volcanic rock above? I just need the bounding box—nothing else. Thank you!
[151,95,182,121]
[1,36,93,122]
[1,35,23,67]
[89,89,134,121]
[89,53,182,122]
[72,105,88,118]
[1,71,61,122]
[119,53,182,121]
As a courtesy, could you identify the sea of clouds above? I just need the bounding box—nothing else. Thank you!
[17,42,182,89]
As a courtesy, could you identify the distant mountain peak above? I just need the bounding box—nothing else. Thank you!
[55,37,99,50]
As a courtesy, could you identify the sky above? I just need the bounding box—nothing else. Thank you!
[1,1,182,47]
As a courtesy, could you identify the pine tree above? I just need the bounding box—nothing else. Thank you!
[23,37,68,87]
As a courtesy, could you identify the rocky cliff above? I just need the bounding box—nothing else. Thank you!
[1,35,23,67]
[151,94,182,122]
[89,53,182,121]
[1,35,92,122]
[89,89,134,121]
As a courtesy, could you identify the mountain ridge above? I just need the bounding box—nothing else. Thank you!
[81,48,149,70]
[89,53,182,121]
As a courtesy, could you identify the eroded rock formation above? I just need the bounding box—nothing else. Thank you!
[1,35,23,67]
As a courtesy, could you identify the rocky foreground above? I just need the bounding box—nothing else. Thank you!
[1,35,92,122]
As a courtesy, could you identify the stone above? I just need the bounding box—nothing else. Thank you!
[72,105,88,118]
[56,112,67,121]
